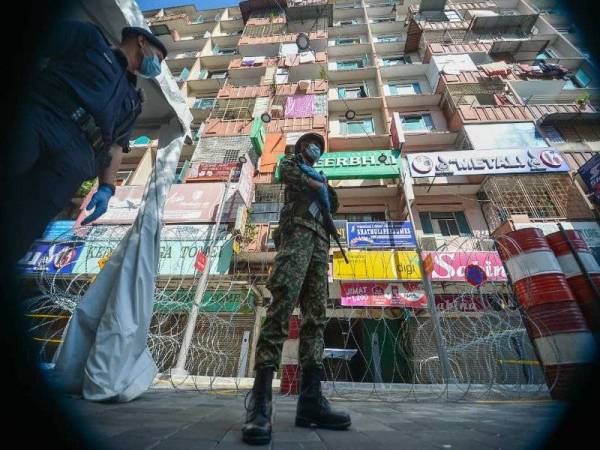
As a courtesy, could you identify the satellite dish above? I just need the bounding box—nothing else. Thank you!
[261,112,272,123]
[344,109,357,120]
[296,33,310,51]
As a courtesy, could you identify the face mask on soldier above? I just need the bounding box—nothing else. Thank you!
[305,143,321,164]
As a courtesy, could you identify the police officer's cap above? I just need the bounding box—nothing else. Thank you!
[294,133,325,155]
[122,27,168,59]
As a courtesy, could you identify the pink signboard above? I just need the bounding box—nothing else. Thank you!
[340,282,427,308]
[421,251,507,282]
[77,183,240,225]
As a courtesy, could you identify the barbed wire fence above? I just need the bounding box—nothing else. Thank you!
[20,223,562,402]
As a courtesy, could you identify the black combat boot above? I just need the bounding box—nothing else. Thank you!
[295,367,351,429]
[242,367,274,445]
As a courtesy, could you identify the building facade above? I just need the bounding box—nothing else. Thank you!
[22,0,600,385]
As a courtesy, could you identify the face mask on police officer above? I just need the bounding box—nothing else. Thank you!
[138,43,161,79]
[304,143,321,164]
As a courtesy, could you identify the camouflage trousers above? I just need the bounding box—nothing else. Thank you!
[255,224,329,371]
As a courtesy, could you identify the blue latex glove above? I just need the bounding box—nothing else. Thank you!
[298,162,330,213]
[81,185,113,225]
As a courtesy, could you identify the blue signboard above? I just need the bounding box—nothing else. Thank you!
[18,241,84,274]
[578,153,600,202]
[41,220,79,241]
[347,222,416,248]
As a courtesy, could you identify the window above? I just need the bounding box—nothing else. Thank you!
[445,10,462,22]
[338,84,368,99]
[280,43,298,56]
[218,48,238,55]
[337,37,360,45]
[209,70,228,79]
[536,48,558,60]
[382,56,410,66]
[377,35,402,43]
[463,123,549,150]
[275,68,288,84]
[388,82,421,95]
[193,15,204,23]
[178,67,190,81]
[339,19,357,25]
[132,135,151,145]
[372,17,394,23]
[191,127,202,141]
[564,79,578,90]
[574,68,592,88]
[149,24,170,36]
[400,114,433,132]
[193,98,215,109]
[337,59,364,70]
[419,212,472,237]
[115,170,133,186]
[341,118,374,135]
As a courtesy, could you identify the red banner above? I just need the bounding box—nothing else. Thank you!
[340,282,427,308]
[186,162,241,182]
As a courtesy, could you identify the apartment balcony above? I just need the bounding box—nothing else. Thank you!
[217,84,271,99]
[423,43,494,63]
[219,14,244,31]
[186,71,228,94]
[327,56,377,82]
[165,51,201,69]
[246,17,287,26]
[229,56,280,71]
[238,31,328,57]
[327,36,371,58]
[286,0,333,27]
[391,110,458,150]
[189,97,216,120]
[284,52,328,82]
[365,0,396,16]
[329,19,367,37]
[239,0,287,23]
[264,116,328,134]
[328,92,384,114]
[446,102,595,131]
[373,33,408,55]
[328,110,391,151]
[436,69,518,96]
[384,81,442,109]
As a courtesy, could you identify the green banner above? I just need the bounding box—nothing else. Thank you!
[154,290,256,313]
[275,149,401,181]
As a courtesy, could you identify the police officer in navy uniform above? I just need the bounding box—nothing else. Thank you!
[5,20,167,263]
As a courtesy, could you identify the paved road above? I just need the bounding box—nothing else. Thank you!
[60,388,565,450]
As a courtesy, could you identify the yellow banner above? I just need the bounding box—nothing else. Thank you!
[333,250,421,281]
[395,251,422,280]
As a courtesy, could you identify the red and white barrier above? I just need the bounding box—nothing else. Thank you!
[497,228,596,399]
[546,230,600,332]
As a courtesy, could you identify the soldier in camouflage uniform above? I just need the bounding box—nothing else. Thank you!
[242,133,351,445]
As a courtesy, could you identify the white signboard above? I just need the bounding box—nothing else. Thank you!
[407,148,570,178]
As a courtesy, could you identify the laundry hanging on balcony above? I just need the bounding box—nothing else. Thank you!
[285,94,315,118]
